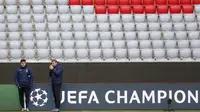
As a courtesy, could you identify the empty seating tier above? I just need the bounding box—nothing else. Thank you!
[0,0,199,62]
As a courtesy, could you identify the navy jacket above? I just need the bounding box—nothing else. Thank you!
[49,62,63,84]
[14,66,33,87]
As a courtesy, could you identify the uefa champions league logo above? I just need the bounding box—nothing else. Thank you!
[30,88,48,107]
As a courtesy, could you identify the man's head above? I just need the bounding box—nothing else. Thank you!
[20,59,27,68]
[51,59,57,67]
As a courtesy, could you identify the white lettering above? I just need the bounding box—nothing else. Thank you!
[129,91,140,103]
[88,91,99,104]
[174,90,186,104]
[158,90,167,103]
[142,91,155,103]
[117,90,128,104]
[105,90,115,104]
[188,90,198,103]
[68,91,76,104]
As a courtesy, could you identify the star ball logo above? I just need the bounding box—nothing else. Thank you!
[30,88,48,107]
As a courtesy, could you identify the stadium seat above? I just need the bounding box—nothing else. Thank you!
[61,32,73,40]
[63,40,75,49]
[98,23,110,31]
[37,49,50,61]
[193,0,200,4]
[186,23,198,31]
[74,32,86,40]
[36,40,49,49]
[69,0,81,5]
[70,5,82,14]
[171,14,183,22]
[195,5,200,13]
[102,49,115,61]
[83,6,94,14]
[136,23,148,31]
[22,32,34,40]
[47,14,58,22]
[119,0,130,5]
[85,23,98,31]
[33,14,45,23]
[147,14,158,22]
[48,32,60,40]
[188,31,199,40]
[9,41,21,49]
[145,5,156,14]
[7,23,19,32]
[35,23,46,31]
[23,49,36,60]
[109,14,120,22]
[192,49,200,60]
[33,5,44,14]
[131,0,142,5]
[108,5,119,14]
[73,23,85,31]
[58,0,68,5]
[133,5,144,14]
[21,23,33,32]
[159,14,170,22]
[152,40,164,49]
[154,49,166,61]
[191,40,200,48]
[58,5,69,14]
[179,49,192,61]
[94,0,105,5]
[157,5,168,14]
[82,0,93,5]
[184,14,195,22]
[23,41,35,49]
[177,40,189,48]
[113,40,125,48]
[175,31,187,40]
[72,14,84,22]
[63,49,76,61]
[84,14,96,22]
[143,0,154,5]
[165,40,177,49]
[50,40,62,49]
[139,40,151,49]
[121,15,134,22]
[35,32,47,40]
[174,23,186,31]
[97,14,108,22]
[89,49,102,61]
[163,32,175,40]
[76,40,88,49]
[0,32,7,40]
[101,40,113,49]
[46,5,57,14]
[120,5,132,14]
[45,0,56,5]
[166,49,179,61]
[87,32,99,40]
[182,5,194,13]
[127,40,138,49]
[115,49,128,61]
[0,41,7,49]
[0,6,4,14]
[112,32,124,40]
[51,49,63,61]
[32,0,43,5]
[88,40,100,49]
[150,31,162,40]
[7,14,18,23]
[124,32,137,40]
[128,49,141,61]
[9,32,20,40]
[168,0,179,5]
[138,31,149,40]
[170,5,181,14]
[99,32,111,40]
[95,5,107,14]
[10,49,22,61]
[156,0,167,5]
[61,23,72,31]
[6,0,16,5]
[141,49,153,61]
[0,0,4,5]
[124,23,135,31]
[76,49,89,61]
[6,5,18,14]
[19,0,30,5]
[59,14,70,23]
[134,14,146,22]
[20,14,32,23]
[111,23,122,31]
[0,49,8,60]
[180,0,191,4]
[19,6,31,14]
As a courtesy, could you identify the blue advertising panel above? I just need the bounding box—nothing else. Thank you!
[29,83,200,110]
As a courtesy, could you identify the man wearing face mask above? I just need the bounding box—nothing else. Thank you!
[15,59,34,111]
[49,59,63,112]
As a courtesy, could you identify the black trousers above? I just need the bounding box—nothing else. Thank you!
[18,87,31,108]
[52,83,62,109]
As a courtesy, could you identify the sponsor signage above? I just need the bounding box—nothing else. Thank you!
[29,83,200,110]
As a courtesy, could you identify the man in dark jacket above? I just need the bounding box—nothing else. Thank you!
[15,59,33,111]
[49,59,63,112]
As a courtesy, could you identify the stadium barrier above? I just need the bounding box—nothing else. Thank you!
[0,83,200,111]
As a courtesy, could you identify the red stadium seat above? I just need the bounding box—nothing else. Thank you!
[69,0,81,5]
[132,5,144,13]
[120,5,132,14]
[106,0,118,5]
[156,0,167,5]
[131,0,142,5]
[94,0,105,5]
[170,5,181,13]
[182,5,194,13]
[180,0,191,4]
[168,0,179,5]
[82,0,93,5]
[193,0,200,4]
[157,5,168,13]
[108,5,119,13]
[119,0,130,5]
[95,5,107,14]
[143,0,154,5]
[145,5,156,14]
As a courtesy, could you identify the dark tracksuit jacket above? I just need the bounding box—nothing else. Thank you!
[14,66,33,108]
[49,62,63,109]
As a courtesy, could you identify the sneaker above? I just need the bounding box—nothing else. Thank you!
[51,108,59,112]
[21,108,25,111]
[26,108,30,111]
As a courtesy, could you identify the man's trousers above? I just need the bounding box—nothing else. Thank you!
[18,87,31,108]
[52,83,62,109]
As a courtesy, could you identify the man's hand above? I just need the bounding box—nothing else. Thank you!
[49,65,54,70]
